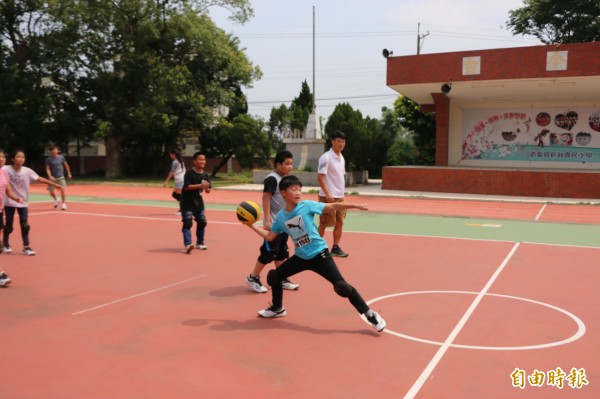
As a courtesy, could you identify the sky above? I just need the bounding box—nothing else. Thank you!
[209,0,540,122]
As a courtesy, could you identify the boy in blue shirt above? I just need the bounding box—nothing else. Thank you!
[245,175,386,332]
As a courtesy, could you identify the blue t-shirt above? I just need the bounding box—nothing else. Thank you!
[271,200,328,259]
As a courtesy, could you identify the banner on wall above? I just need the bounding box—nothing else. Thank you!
[462,108,600,162]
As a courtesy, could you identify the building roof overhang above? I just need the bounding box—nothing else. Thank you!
[385,42,600,106]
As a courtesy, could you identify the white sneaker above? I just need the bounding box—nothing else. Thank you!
[23,247,36,256]
[258,305,286,318]
[282,279,300,290]
[246,275,268,293]
[365,310,386,332]
[175,211,181,216]
[195,244,208,250]
[185,244,194,254]
[2,246,12,254]
[61,203,67,211]
[0,272,11,287]
[53,199,59,208]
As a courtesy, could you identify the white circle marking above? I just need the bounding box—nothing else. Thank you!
[364,290,586,351]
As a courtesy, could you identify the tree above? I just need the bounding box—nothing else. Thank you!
[0,0,66,160]
[379,105,415,166]
[0,0,260,176]
[392,96,435,165]
[507,0,600,44]
[323,103,395,177]
[267,80,313,141]
[201,113,271,176]
[70,1,261,177]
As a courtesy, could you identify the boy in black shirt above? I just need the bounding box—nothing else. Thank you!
[180,152,211,253]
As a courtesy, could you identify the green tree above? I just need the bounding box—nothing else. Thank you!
[0,0,65,160]
[324,102,394,177]
[267,80,313,142]
[0,0,259,176]
[201,113,271,176]
[507,0,600,44]
[392,96,435,165]
[70,1,260,177]
[379,105,415,166]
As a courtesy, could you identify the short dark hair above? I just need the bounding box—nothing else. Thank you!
[274,150,293,166]
[279,175,303,191]
[192,152,204,160]
[49,145,58,151]
[331,130,346,141]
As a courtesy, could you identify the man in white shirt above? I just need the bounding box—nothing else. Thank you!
[317,130,349,257]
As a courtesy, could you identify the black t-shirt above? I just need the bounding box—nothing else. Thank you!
[181,169,211,212]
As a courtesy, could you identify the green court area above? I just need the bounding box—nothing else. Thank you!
[29,193,600,249]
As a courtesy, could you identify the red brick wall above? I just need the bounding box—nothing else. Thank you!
[382,166,600,199]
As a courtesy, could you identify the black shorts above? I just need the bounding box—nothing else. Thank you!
[258,233,289,264]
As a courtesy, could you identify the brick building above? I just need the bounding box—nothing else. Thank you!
[383,42,600,198]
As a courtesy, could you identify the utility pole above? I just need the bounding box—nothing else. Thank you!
[312,4,316,114]
[417,22,429,55]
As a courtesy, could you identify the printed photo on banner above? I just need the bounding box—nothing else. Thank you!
[462,108,600,163]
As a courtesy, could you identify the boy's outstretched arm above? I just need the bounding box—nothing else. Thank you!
[246,223,279,242]
[324,202,368,212]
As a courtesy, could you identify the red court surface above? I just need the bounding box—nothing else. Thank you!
[1,186,598,398]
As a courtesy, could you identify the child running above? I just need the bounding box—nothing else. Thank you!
[2,150,62,256]
[163,147,185,215]
[0,149,25,286]
[245,150,299,293]
[180,152,211,254]
[244,175,386,332]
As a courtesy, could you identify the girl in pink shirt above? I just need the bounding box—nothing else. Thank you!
[0,150,24,286]
[2,150,59,256]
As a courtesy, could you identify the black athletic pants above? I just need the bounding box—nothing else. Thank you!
[269,249,370,314]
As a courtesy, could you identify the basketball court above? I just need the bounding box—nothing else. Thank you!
[0,184,597,398]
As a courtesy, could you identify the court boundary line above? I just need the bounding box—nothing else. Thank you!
[534,203,547,221]
[403,242,521,399]
[36,210,240,224]
[72,274,207,316]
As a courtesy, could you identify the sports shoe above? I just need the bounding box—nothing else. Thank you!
[246,274,268,293]
[195,244,208,250]
[282,279,300,290]
[61,203,67,211]
[53,198,59,208]
[258,305,286,318]
[2,246,12,254]
[185,244,194,254]
[0,272,11,287]
[23,247,36,256]
[331,245,349,257]
[365,310,386,332]
[175,211,181,216]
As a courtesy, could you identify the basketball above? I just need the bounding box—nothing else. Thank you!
[236,200,261,225]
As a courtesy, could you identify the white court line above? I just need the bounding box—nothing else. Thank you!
[534,203,547,221]
[72,274,207,316]
[403,241,521,399]
[58,211,240,224]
